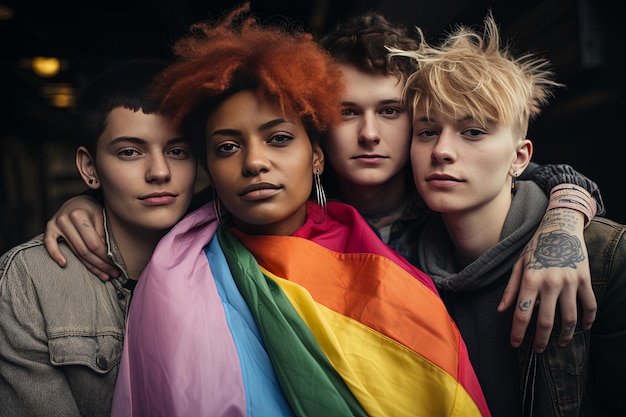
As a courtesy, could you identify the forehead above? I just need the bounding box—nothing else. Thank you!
[206,90,300,131]
[101,107,179,144]
[338,64,404,102]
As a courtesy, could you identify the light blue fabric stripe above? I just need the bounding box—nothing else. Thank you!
[206,236,294,417]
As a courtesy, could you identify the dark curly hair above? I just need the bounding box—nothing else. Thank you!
[319,11,419,80]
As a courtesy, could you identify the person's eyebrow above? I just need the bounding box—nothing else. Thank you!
[341,98,403,107]
[414,115,434,123]
[208,118,296,139]
[258,118,295,131]
[108,136,147,146]
[108,136,188,146]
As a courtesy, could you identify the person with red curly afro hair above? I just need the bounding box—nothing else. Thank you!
[107,3,490,416]
[153,3,344,175]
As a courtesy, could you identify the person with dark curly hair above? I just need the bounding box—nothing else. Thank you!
[109,4,490,416]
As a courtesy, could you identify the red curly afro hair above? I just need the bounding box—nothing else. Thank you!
[153,2,344,153]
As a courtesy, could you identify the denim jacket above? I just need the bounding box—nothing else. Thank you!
[518,216,626,417]
[0,217,132,417]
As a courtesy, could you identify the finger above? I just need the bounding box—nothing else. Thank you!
[58,215,118,281]
[43,220,67,267]
[72,232,119,281]
[577,278,597,331]
[68,209,120,278]
[509,292,539,348]
[555,284,578,347]
[499,260,523,312]
[533,288,562,352]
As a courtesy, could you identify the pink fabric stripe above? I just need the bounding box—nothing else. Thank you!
[112,204,248,417]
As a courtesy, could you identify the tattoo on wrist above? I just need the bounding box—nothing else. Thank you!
[539,210,579,233]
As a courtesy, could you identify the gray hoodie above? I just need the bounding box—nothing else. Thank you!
[416,181,547,417]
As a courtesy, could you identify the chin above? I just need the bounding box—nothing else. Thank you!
[143,213,186,231]
[421,198,453,214]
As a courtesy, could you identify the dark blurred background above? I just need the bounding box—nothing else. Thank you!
[0,0,623,254]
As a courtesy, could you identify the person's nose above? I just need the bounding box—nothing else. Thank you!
[358,112,381,146]
[431,129,457,164]
[146,153,172,182]
[242,141,271,176]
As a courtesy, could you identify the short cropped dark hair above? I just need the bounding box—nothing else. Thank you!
[74,59,170,156]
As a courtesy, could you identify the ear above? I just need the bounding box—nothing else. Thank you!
[312,144,325,175]
[75,146,101,189]
[511,139,533,177]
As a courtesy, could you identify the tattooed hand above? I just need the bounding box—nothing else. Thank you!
[529,229,585,269]
[498,207,596,352]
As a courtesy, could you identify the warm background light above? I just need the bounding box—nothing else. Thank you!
[31,56,61,78]
[0,4,14,20]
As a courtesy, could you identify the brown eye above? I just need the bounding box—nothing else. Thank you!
[118,149,140,158]
[216,142,239,154]
[268,134,293,145]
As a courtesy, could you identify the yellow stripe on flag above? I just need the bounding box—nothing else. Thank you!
[263,267,484,417]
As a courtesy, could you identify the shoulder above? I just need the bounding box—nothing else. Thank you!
[1,234,46,276]
[1,234,83,285]
[585,217,626,246]
[585,217,626,280]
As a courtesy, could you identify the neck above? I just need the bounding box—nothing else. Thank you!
[107,216,166,280]
[441,191,512,267]
[336,172,409,228]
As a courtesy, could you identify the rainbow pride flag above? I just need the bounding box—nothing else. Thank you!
[112,201,490,417]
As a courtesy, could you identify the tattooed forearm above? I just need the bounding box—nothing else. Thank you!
[537,209,580,234]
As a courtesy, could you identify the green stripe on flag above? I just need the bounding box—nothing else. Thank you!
[218,227,367,416]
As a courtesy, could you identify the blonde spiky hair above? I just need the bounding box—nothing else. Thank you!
[390,12,563,139]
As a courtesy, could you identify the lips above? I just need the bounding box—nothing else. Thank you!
[425,173,462,188]
[426,173,459,182]
[352,154,386,159]
[139,192,177,205]
[139,192,177,200]
[352,154,387,165]
[239,182,281,200]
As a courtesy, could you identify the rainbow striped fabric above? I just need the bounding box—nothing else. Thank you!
[112,201,490,417]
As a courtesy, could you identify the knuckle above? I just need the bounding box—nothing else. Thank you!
[536,318,553,331]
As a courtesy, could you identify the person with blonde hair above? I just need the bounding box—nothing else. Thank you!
[392,13,625,417]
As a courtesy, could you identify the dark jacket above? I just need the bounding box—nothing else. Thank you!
[518,216,626,417]
[416,182,625,417]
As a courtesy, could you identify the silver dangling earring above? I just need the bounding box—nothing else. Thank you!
[511,170,518,194]
[314,168,327,218]
[212,188,225,227]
